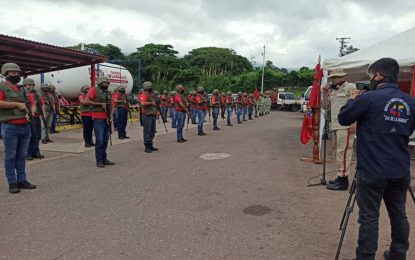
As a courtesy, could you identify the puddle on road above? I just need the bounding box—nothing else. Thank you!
[199,153,231,160]
[243,205,273,216]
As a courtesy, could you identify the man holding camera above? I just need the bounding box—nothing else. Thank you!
[323,68,357,191]
[338,58,414,260]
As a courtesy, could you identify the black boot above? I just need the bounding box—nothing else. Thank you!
[383,250,391,260]
[150,146,159,151]
[103,160,115,165]
[9,183,20,193]
[145,146,152,153]
[33,154,44,159]
[17,180,37,189]
[326,176,349,191]
[328,176,341,185]
[96,161,105,168]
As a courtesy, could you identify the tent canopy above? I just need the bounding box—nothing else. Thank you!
[0,34,106,76]
[324,27,415,82]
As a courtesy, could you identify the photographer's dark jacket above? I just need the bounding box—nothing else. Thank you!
[338,83,415,178]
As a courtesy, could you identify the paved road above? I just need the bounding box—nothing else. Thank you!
[0,112,414,259]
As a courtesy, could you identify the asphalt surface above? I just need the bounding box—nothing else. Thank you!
[0,111,414,260]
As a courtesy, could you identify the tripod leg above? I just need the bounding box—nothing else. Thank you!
[335,194,357,260]
[339,171,357,230]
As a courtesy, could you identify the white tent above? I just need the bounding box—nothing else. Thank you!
[324,27,415,82]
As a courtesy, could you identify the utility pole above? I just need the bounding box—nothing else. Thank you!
[261,45,265,94]
[336,37,350,57]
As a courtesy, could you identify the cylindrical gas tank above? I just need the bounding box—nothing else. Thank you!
[31,63,134,99]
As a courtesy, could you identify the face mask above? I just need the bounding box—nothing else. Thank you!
[147,88,153,92]
[119,89,125,94]
[369,73,386,90]
[100,84,109,90]
[6,75,21,84]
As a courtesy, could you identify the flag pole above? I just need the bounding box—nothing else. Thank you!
[301,55,322,164]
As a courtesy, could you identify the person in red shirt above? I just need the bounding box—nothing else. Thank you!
[25,78,45,160]
[220,92,226,120]
[174,84,190,143]
[0,63,37,193]
[211,89,221,130]
[195,86,208,135]
[169,90,177,128]
[137,89,144,126]
[235,92,244,124]
[247,93,254,120]
[113,85,129,139]
[140,81,158,153]
[225,91,234,126]
[242,92,248,121]
[84,76,115,168]
[160,90,169,123]
[79,85,94,147]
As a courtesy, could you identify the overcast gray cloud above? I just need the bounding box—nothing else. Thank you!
[0,0,414,68]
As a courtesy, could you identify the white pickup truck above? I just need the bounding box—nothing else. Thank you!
[276,91,302,112]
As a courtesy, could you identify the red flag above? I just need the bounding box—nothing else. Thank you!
[308,57,323,108]
[300,109,313,144]
[253,88,260,100]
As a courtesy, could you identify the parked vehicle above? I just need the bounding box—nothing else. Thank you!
[300,86,313,112]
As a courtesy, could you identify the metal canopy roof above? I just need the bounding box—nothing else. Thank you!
[0,34,106,76]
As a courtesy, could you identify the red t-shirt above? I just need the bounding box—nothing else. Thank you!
[86,87,107,120]
[195,95,207,110]
[113,93,127,108]
[29,92,44,118]
[211,95,220,107]
[174,94,184,112]
[0,84,34,124]
[79,94,93,117]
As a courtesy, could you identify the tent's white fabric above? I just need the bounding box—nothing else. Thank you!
[324,27,415,82]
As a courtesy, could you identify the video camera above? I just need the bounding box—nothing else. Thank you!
[356,81,370,91]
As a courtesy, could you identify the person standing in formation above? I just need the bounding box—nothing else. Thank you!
[242,92,248,121]
[211,89,221,131]
[113,85,130,140]
[225,91,234,126]
[79,85,94,147]
[195,86,208,136]
[160,90,169,123]
[235,92,244,124]
[139,81,159,153]
[169,90,177,128]
[84,76,115,168]
[174,84,190,143]
[25,78,45,160]
[247,93,254,120]
[0,63,37,194]
[220,92,226,121]
[40,84,54,144]
[48,85,60,134]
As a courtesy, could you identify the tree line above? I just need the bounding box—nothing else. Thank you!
[69,43,315,94]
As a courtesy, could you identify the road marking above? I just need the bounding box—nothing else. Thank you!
[199,153,231,160]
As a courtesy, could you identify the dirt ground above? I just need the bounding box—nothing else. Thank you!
[0,111,414,260]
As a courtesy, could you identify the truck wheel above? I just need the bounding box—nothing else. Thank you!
[290,105,299,112]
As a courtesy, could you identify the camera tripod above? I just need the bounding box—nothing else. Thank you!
[335,170,415,260]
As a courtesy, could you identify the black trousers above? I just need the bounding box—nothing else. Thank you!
[116,107,128,138]
[356,169,411,260]
[142,114,156,146]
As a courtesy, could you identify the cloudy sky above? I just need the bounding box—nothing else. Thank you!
[1,0,414,68]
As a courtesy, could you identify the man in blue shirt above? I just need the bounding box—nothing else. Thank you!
[338,58,414,260]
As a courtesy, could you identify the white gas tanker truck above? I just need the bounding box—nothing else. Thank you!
[31,62,134,105]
